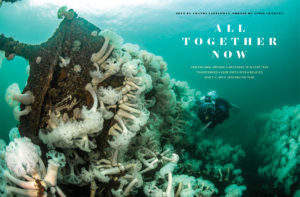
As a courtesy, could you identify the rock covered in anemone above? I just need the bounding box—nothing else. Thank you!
[257,105,300,195]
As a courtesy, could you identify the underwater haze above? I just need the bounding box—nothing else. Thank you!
[0,0,299,196]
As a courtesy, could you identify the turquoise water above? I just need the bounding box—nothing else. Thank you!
[0,0,299,196]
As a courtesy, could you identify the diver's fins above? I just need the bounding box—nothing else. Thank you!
[229,103,240,113]
[201,121,212,132]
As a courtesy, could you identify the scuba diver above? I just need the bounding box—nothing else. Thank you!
[197,90,240,131]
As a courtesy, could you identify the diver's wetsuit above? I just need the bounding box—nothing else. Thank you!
[213,98,230,127]
[197,97,230,128]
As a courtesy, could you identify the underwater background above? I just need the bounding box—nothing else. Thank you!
[0,0,299,196]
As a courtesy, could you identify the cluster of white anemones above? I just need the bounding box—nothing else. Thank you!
[258,105,300,195]
[36,28,182,197]
[0,129,66,197]
[5,83,35,121]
